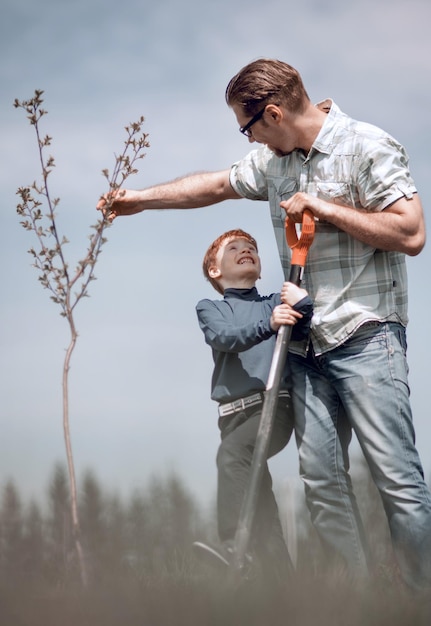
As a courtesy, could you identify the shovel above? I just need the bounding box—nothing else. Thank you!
[232,209,315,575]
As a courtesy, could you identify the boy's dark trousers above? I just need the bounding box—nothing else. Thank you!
[217,394,294,578]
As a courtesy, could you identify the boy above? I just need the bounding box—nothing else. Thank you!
[194,229,313,579]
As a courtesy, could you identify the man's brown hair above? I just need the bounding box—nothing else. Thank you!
[225,58,310,117]
[202,229,258,295]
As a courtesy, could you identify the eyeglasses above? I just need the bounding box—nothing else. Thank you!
[239,105,267,137]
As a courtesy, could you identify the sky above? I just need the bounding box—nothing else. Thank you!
[1,0,431,512]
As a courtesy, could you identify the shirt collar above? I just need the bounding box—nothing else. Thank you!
[311,98,344,155]
[224,287,259,301]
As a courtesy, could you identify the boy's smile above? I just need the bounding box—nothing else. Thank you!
[238,255,254,265]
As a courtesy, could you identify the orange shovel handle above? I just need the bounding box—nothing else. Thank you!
[285,209,315,266]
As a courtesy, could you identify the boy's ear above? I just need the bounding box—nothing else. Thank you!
[208,266,221,279]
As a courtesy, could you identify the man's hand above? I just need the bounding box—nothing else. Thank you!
[270,303,302,332]
[97,189,145,222]
[280,192,330,223]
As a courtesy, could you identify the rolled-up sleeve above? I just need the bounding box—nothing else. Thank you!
[229,147,273,201]
[357,136,417,211]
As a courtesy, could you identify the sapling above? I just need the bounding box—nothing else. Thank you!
[14,90,149,586]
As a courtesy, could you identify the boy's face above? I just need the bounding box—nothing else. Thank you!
[209,236,261,289]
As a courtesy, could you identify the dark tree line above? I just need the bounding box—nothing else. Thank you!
[0,464,207,590]
[0,455,404,590]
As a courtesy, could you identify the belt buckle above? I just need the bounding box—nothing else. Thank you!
[231,399,243,411]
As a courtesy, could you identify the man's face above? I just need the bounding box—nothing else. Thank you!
[211,236,261,287]
[232,102,296,157]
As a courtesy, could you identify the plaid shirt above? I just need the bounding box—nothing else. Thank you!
[230,100,417,355]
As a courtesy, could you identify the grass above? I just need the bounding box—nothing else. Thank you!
[2,561,430,626]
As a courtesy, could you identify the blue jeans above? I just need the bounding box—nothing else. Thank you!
[289,322,431,589]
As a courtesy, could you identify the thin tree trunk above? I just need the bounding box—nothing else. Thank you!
[63,318,88,587]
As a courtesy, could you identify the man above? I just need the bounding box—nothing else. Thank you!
[98,59,431,590]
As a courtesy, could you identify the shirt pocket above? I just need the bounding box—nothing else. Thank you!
[316,181,354,206]
[317,181,363,209]
[268,176,298,217]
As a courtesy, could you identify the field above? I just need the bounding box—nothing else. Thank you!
[1,462,430,626]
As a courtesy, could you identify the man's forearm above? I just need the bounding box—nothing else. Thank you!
[100,169,240,219]
[320,196,426,256]
[142,170,240,209]
[281,192,426,256]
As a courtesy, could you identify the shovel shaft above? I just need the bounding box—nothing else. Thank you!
[233,212,314,573]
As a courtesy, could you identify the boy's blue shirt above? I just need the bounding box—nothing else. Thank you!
[196,286,313,403]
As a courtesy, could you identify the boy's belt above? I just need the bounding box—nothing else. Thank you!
[218,392,264,417]
[218,390,291,418]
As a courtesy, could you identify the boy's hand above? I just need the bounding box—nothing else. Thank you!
[280,282,308,307]
[270,304,302,332]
